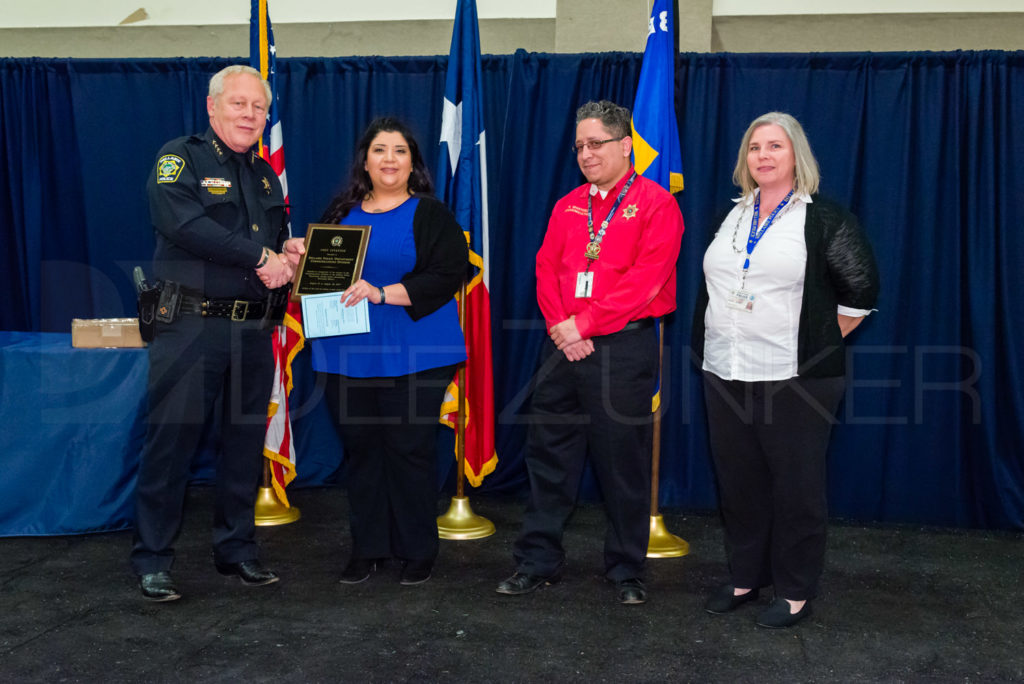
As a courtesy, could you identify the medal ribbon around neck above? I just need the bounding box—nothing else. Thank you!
[585,171,637,269]
[743,189,795,271]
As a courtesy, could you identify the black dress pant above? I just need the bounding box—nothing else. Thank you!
[703,371,846,600]
[323,365,454,563]
[130,316,275,576]
[513,326,656,582]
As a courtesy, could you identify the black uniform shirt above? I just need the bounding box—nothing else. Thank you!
[147,127,287,300]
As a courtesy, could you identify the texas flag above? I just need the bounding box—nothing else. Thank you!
[436,0,497,486]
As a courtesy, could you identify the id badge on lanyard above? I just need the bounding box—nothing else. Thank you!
[576,271,594,298]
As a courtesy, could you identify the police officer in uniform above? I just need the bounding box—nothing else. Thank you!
[496,101,684,605]
[131,65,304,601]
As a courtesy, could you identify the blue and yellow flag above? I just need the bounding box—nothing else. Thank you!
[631,0,684,195]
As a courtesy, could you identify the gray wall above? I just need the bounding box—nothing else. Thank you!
[1,2,1021,56]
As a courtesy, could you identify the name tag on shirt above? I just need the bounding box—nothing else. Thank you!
[725,288,756,313]
[576,272,594,298]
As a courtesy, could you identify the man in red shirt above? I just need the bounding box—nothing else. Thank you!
[496,100,684,605]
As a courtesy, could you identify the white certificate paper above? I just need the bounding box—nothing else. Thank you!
[300,292,371,338]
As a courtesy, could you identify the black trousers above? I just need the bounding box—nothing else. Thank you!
[703,371,846,600]
[130,316,274,576]
[513,326,656,582]
[322,365,454,563]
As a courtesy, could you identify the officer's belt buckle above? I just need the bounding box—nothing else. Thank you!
[231,300,249,321]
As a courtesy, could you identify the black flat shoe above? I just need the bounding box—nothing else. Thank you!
[756,597,812,628]
[399,559,433,586]
[615,578,647,605]
[215,559,280,586]
[704,584,760,614]
[139,571,181,602]
[495,571,561,595]
[339,558,377,584]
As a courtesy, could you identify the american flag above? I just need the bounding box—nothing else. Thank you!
[251,0,302,505]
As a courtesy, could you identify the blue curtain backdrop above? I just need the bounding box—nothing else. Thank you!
[1,51,1021,530]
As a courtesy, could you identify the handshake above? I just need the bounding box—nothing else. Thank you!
[255,237,306,289]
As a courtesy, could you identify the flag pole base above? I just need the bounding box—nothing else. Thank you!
[254,486,301,527]
[646,513,689,558]
[437,496,495,540]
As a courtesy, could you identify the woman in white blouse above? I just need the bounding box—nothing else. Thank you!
[693,112,879,628]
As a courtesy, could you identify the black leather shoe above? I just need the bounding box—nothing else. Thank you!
[704,584,760,614]
[339,558,377,584]
[495,571,561,595]
[139,571,181,602]
[756,597,812,628]
[215,559,279,586]
[616,578,647,605]
[399,559,433,586]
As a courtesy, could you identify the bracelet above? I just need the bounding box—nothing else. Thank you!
[378,286,387,305]
[255,247,270,269]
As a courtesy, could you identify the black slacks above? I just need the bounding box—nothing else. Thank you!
[513,326,656,582]
[703,371,846,600]
[130,316,275,576]
[323,365,454,563]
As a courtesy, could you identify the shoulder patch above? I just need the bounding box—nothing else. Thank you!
[156,155,185,184]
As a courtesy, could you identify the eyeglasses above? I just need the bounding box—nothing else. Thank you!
[571,137,624,154]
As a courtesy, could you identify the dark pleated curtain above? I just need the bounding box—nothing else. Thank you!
[1,51,1021,529]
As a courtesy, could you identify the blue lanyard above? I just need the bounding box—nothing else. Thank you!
[743,189,794,271]
[585,171,637,268]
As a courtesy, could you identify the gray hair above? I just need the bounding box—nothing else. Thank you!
[732,112,820,197]
[575,100,632,139]
[208,65,272,110]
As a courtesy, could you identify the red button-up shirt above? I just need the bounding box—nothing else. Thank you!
[536,168,685,339]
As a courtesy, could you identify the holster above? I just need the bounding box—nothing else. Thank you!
[133,266,160,343]
[261,284,291,330]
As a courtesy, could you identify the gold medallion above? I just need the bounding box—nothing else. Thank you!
[585,241,601,260]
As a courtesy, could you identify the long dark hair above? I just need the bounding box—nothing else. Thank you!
[320,116,434,222]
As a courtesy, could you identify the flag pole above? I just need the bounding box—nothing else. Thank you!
[647,320,688,557]
[437,281,495,540]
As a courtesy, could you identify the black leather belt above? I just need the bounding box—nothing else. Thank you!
[621,318,654,332]
[180,295,267,321]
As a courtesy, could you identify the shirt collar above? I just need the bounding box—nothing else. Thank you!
[203,127,258,166]
[735,187,813,206]
[589,165,636,200]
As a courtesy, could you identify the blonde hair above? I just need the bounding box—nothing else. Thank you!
[732,112,820,198]
[208,65,272,110]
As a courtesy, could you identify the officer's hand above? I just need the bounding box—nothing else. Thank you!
[562,339,594,362]
[282,238,306,267]
[256,250,292,289]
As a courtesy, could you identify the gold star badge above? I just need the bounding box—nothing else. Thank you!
[622,204,638,220]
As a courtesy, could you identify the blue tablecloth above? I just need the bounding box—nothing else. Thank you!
[0,332,350,536]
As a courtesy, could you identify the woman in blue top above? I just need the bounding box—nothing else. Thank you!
[312,117,467,586]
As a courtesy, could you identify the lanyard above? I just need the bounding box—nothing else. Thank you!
[743,189,794,272]
[585,171,637,269]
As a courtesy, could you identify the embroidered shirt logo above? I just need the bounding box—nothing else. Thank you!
[156,155,185,184]
[621,204,638,220]
[565,205,588,217]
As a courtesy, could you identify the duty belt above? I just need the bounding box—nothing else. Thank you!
[179,295,268,321]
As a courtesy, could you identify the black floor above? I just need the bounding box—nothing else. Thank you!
[1,487,1022,683]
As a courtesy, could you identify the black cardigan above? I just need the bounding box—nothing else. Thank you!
[400,195,469,321]
[692,195,880,378]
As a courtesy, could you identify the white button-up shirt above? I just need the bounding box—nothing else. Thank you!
[702,191,811,381]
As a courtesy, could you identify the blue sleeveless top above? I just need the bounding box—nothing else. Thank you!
[310,198,466,377]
